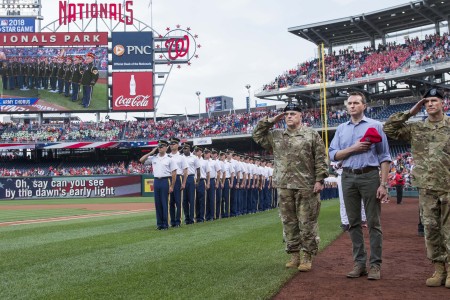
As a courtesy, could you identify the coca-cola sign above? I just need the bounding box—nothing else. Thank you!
[112,72,153,111]
[114,95,151,108]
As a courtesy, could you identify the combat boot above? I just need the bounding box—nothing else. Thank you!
[298,251,312,272]
[285,252,300,268]
[426,262,447,287]
[445,272,450,288]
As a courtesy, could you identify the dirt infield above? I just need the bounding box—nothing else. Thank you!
[274,198,449,299]
[0,202,155,227]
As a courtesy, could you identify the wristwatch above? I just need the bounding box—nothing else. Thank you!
[381,182,389,189]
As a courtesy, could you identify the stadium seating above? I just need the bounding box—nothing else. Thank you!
[263,32,450,91]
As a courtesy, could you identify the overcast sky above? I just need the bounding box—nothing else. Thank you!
[41,0,429,121]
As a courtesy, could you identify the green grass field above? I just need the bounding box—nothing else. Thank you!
[1,80,107,111]
[0,198,341,300]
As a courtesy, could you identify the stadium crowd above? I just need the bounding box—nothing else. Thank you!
[263,32,450,91]
[4,98,449,143]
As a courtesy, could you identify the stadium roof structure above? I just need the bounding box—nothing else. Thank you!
[288,0,450,48]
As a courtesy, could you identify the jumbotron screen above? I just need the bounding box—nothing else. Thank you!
[0,32,108,113]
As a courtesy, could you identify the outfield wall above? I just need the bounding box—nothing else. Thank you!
[0,175,154,200]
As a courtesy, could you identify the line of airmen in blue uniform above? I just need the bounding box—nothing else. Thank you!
[1,53,98,108]
[139,137,278,230]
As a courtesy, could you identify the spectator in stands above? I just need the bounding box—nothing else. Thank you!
[384,88,450,288]
[393,168,405,204]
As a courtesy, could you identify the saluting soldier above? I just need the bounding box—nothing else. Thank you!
[80,52,99,108]
[253,103,329,272]
[71,55,83,102]
[63,56,73,97]
[140,140,176,230]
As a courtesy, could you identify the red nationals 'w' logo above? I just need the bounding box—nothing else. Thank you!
[165,35,189,60]
[157,25,201,68]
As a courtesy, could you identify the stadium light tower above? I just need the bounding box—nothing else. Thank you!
[196,91,201,119]
[245,84,251,112]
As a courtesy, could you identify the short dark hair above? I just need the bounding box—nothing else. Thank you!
[348,92,366,104]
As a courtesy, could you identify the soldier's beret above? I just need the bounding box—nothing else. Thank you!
[169,137,180,144]
[194,146,203,152]
[157,140,169,147]
[225,148,234,153]
[75,55,83,61]
[423,88,444,99]
[182,143,191,149]
[66,57,73,61]
[284,103,302,112]
[211,148,218,153]
[219,151,226,156]
[203,148,211,153]
[86,53,95,59]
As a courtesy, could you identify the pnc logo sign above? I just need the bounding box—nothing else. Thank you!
[113,45,152,56]
[113,44,125,56]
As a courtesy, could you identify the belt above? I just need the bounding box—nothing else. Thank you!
[187,174,195,177]
[342,166,378,175]
[155,176,171,179]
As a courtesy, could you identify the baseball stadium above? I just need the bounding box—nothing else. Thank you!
[1,0,450,299]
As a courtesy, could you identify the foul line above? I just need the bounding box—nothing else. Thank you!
[0,209,151,227]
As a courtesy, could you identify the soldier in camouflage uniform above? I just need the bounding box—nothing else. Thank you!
[384,88,450,288]
[63,57,73,97]
[80,53,99,108]
[253,103,328,272]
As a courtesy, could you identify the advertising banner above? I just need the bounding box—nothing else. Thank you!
[112,72,154,111]
[0,18,35,33]
[0,175,142,200]
[111,31,153,70]
[141,175,155,197]
[0,32,108,46]
[193,137,212,146]
[205,96,222,112]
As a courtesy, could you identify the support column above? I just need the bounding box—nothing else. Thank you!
[448,16,450,33]
[435,22,440,35]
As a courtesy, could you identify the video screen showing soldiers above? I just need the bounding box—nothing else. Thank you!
[0,46,108,112]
